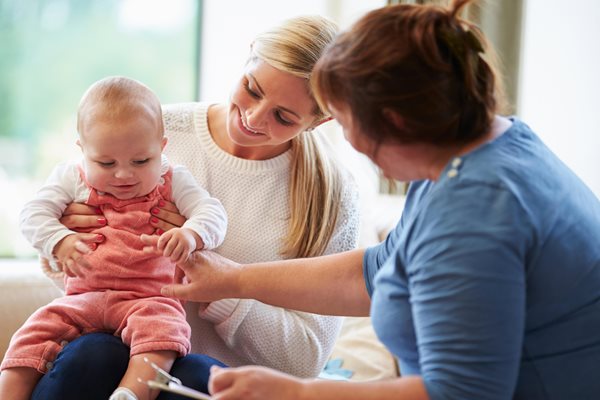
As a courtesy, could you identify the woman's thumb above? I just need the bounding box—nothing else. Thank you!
[161,283,190,300]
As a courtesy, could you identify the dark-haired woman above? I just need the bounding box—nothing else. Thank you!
[156,1,600,399]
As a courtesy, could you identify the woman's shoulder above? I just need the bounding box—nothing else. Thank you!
[162,102,212,134]
[162,101,210,114]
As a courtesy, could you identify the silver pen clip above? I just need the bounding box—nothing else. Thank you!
[138,357,213,400]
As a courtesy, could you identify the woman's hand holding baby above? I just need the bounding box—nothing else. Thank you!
[149,200,186,234]
[60,202,107,231]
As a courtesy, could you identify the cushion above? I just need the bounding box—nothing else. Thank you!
[322,317,399,381]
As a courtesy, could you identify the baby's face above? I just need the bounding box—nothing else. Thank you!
[78,112,166,200]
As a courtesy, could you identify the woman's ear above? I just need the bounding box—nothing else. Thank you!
[382,108,405,131]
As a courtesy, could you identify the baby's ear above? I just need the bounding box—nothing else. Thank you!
[161,136,168,151]
[76,138,82,151]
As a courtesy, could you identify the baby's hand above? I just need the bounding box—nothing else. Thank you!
[53,234,94,277]
[157,227,204,264]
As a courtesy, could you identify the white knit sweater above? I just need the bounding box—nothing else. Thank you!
[162,102,360,378]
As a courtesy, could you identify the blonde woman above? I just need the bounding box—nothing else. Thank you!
[31,16,360,400]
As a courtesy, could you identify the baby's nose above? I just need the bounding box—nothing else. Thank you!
[114,168,134,179]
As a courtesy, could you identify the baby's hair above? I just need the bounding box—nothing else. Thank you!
[77,76,164,139]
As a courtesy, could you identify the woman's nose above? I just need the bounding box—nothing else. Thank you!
[246,103,268,129]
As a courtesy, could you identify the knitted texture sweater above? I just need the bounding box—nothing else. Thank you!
[162,102,360,377]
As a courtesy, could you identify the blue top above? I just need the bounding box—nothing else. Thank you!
[365,118,600,399]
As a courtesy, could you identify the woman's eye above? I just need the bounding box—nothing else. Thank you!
[244,82,260,99]
[275,111,294,127]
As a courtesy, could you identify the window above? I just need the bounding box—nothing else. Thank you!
[0,0,199,257]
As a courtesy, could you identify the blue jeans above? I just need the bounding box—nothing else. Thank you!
[31,333,227,400]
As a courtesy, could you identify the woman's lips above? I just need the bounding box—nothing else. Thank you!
[238,111,264,137]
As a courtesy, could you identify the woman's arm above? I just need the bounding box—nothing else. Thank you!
[240,249,371,316]
[208,366,429,400]
[158,171,370,316]
[158,246,370,317]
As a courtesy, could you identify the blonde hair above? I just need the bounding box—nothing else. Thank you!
[252,16,343,258]
[77,76,164,139]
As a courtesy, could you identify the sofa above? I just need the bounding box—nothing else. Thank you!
[0,189,404,382]
[1,259,63,362]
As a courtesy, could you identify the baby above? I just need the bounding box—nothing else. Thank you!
[0,76,227,400]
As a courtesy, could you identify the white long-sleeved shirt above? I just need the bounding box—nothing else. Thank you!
[20,155,227,260]
[162,102,360,377]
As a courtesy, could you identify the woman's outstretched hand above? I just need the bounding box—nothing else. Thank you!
[140,233,241,302]
[208,365,304,400]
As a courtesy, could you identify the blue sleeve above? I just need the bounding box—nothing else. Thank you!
[363,215,404,297]
[408,183,529,400]
[363,181,425,297]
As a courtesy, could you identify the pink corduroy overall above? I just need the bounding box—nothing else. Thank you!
[1,168,191,373]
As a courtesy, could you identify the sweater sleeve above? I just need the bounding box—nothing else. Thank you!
[198,172,361,377]
[171,165,227,250]
[19,161,81,259]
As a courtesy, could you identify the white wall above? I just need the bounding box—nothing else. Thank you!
[519,0,600,197]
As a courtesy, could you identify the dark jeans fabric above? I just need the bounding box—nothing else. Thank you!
[31,333,226,400]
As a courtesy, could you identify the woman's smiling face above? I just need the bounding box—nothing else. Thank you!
[226,58,318,160]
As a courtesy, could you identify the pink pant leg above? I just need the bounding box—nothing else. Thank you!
[108,293,190,357]
[0,292,106,373]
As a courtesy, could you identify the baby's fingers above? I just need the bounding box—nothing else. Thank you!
[74,255,91,271]
[69,252,90,277]
[141,234,162,255]
[63,259,78,278]
[158,233,179,256]
[74,240,94,255]
[170,245,188,264]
